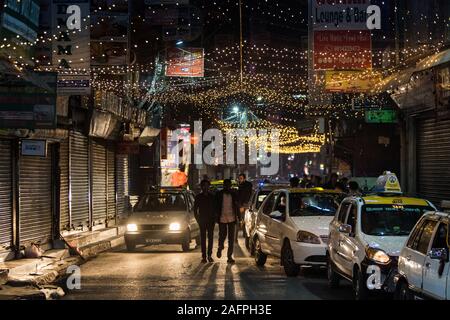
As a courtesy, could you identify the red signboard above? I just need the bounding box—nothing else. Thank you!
[314,30,372,70]
[165,48,205,78]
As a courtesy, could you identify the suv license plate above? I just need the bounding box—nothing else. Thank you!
[146,239,162,244]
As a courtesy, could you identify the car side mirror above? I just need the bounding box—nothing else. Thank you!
[429,248,448,262]
[339,224,352,234]
[269,211,284,220]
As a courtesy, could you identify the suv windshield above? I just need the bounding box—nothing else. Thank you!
[134,193,187,212]
[361,205,433,236]
[289,193,344,217]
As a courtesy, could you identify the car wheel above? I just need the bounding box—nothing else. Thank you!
[327,258,340,289]
[254,237,267,266]
[282,241,300,277]
[354,268,370,300]
[182,231,191,252]
[125,240,136,252]
[395,280,412,300]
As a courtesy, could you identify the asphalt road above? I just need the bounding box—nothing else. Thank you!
[63,233,355,300]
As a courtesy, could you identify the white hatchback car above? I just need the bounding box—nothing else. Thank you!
[252,188,345,277]
[395,210,450,300]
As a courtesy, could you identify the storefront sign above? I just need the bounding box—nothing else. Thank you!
[365,110,397,124]
[166,48,204,78]
[314,30,372,70]
[52,0,91,95]
[313,0,371,30]
[325,70,381,93]
[21,140,47,157]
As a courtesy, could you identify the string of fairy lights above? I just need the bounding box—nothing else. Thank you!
[1,1,448,154]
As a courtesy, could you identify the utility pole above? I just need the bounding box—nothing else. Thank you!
[239,0,244,86]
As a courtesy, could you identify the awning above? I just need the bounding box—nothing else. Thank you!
[139,126,160,146]
[375,48,450,93]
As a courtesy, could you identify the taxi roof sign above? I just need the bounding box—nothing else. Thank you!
[374,171,402,194]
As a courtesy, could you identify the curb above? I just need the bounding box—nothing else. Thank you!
[1,235,124,299]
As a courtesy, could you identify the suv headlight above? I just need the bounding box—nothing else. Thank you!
[127,224,138,232]
[169,222,181,231]
[297,231,320,244]
[366,247,391,264]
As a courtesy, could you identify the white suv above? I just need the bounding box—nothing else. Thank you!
[395,211,449,300]
[252,188,345,277]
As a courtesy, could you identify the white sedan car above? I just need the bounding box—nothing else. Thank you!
[252,188,345,277]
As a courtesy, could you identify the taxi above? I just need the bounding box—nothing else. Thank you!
[327,172,436,300]
[243,183,288,253]
[253,187,345,277]
[210,179,238,193]
[394,204,450,300]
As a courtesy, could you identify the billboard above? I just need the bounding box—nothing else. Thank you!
[314,30,372,70]
[325,70,380,93]
[165,48,204,78]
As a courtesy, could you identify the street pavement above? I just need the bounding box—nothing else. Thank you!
[63,232,354,300]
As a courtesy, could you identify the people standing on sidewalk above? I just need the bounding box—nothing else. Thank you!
[194,180,217,263]
[237,174,253,241]
[215,179,240,264]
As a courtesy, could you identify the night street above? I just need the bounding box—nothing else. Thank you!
[0,0,449,307]
[63,234,354,300]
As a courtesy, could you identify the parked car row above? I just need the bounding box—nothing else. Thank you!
[244,173,450,300]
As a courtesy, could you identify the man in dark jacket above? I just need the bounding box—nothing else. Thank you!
[215,179,240,263]
[194,180,216,263]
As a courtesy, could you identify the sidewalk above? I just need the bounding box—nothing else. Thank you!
[0,226,125,300]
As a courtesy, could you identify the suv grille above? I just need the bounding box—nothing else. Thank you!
[139,224,169,231]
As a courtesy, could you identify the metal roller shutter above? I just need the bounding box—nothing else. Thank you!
[0,140,12,251]
[417,118,450,206]
[19,146,53,245]
[107,144,116,224]
[92,139,107,226]
[116,154,129,219]
[59,139,70,232]
[70,132,90,230]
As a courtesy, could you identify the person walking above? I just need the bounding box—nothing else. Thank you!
[215,179,239,264]
[194,180,217,263]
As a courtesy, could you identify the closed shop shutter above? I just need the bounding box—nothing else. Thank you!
[70,131,90,230]
[107,143,116,224]
[417,118,450,206]
[19,146,53,245]
[92,139,107,226]
[59,139,70,232]
[0,140,12,251]
[116,154,129,219]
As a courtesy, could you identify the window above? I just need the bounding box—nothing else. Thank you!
[407,219,425,249]
[275,192,287,215]
[289,193,342,217]
[262,193,276,216]
[134,193,187,212]
[338,202,351,223]
[361,204,433,237]
[255,190,272,209]
[416,220,438,255]
[432,223,448,250]
[346,205,357,232]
